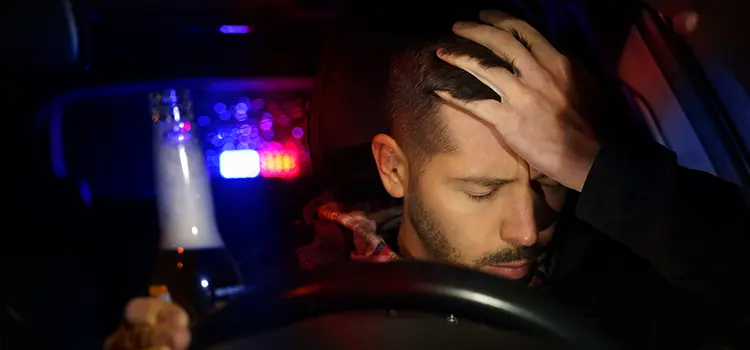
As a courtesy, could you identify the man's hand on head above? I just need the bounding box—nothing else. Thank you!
[104,297,191,350]
[434,10,600,192]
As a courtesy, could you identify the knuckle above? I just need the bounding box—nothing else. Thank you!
[515,88,537,108]
[125,298,159,324]
[534,69,557,89]
[544,82,571,108]
[555,96,575,112]
[124,298,146,322]
[124,297,144,312]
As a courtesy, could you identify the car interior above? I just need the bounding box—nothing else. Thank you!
[3,0,750,349]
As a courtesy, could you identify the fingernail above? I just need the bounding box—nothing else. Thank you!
[434,90,452,99]
[436,48,446,57]
[453,21,469,30]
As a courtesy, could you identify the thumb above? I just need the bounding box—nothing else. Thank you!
[125,298,188,328]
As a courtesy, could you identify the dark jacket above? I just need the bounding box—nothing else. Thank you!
[543,138,750,349]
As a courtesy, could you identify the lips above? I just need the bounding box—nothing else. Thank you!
[483,261,532,280]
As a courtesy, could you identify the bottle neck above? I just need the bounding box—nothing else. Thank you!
[152,89,225,250]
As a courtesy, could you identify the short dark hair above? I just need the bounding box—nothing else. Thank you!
[386,34,519,168]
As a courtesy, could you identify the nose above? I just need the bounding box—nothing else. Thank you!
[499,185,538,247]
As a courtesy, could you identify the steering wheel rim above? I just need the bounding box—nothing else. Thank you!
[191,261,620,349]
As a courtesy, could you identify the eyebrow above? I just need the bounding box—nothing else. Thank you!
[452,174,551,187]
[452,176,515,187]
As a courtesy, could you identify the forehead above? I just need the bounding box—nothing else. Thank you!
[429,104,520,176]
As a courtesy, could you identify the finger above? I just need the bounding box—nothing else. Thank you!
[451,21,548,83]
[132,324,174,348]
[436,50,527,101]
[171,328,192,350]
[105,323,191,350]
[672,11,699,34]
[433,90,518,131]
[125,298,189,328]
[478,10,568,79]
[134,323,191,350]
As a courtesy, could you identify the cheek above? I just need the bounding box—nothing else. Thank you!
[419,188,494,254]
[418,178,476,221]
[427,195,473,241]
[435,198,519,260]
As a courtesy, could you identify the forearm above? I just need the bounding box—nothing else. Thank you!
[576,138,750,312]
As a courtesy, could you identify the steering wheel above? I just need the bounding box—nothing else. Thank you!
[191,261,621,350]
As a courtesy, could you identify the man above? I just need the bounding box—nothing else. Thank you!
[106,11,750,349]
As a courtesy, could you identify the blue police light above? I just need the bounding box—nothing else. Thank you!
[219,25,251,34]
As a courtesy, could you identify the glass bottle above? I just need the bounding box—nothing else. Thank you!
[148,89,244,322]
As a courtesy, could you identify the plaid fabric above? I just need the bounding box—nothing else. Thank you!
[316,203,401,262]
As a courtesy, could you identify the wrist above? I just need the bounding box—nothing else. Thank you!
[566,139,601,192]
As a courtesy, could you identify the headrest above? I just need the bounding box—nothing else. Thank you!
[1,0,79,71]
[307,20,393,185]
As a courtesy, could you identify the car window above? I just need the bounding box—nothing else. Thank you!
[702,64,750,152]
[40,78,313,198]
[618,26,716,175]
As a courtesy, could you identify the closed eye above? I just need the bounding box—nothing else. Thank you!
[468,189,498,202]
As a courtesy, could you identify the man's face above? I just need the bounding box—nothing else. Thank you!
[403,104,567,279]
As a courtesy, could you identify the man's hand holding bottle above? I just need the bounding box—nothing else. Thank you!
[104,298,191,350]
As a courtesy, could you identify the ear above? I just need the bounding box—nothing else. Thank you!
[371,134,410,198]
